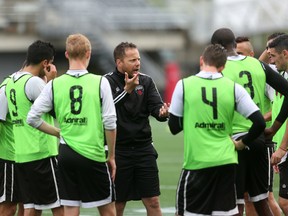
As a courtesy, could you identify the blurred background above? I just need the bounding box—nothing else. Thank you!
[0,0,287,102]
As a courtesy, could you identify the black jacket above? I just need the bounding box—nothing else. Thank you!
[105,69,167,147]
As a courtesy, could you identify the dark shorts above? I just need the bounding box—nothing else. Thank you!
[15,157,61,210]
[176,164,238,216]
[0,159,20,203]
[236,134,270,203]
[58,144,115,208]
[267,144,275,192]
[115,144,160,202]
[278,155,288,199]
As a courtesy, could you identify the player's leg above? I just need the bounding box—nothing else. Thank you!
[142,196,162,216]
[0,202,17,216]
[235,145,248,216]
[23,208,42,216]
[243,192,257,216]
[115,201,126,216]
[278,158,288,215]
[267,145,282,216]
[267,166,282,215]
[247,135,272,216]
[98,202,116,216]
[63,206,79,216]
[0,159,24,216]
[17,203,24,216]
[236,204,244,216]
[51,206,64,216]
[268,192,282,216]
[253,199,272,216]
[278,197,288,215]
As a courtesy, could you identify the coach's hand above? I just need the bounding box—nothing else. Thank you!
[159,103,170,118]
[124,72,139,93]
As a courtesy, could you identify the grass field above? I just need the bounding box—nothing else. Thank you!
[43,118,282,215]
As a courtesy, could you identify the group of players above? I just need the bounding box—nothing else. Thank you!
[168,28,288,216]
[1,28,288,216]
[234,32,288,216]
[0,34,170,216]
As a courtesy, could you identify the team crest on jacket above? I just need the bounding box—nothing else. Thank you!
[135,85,144,95]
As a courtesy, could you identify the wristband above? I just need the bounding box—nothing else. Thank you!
[279,146,287,152]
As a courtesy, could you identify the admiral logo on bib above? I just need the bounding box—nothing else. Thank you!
[64,117,88,125]
[12,119,24,127]
[195,122,225,130]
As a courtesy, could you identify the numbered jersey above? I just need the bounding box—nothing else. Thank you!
[52,73,105,162]
[272,71,288,147]
[0,76,15,161]
[222,55,266,134]
[5,74,57,163]
[183,76,237,170]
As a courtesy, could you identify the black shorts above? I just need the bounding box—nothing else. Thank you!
[15,157,61,210]
[236,134,270,203]
[176,164,238,216]
[0,159,20,203]
[58,144,115,208]
[115,144,160,201]
[267,144,275,192]
[278,155,288,199]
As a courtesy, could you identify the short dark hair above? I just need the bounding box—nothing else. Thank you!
[25,40,55,66]
[202,44,227,68]
[113,42,137,62]
[268,34,288,53]
[235,36,250,43]
[267,32,286,41]
[211,28,236,48]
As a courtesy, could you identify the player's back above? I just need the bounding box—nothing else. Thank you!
[52,73,106,162]
[182,75,237,170]
[222,55,266,134]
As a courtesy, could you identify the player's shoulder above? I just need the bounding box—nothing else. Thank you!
[244,56,265,66]
[28,75,45,85]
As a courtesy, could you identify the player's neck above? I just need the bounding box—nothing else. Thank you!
[20,65,40,76]
[226,49,238,57]
[69,59,87,70]
[202,65,219,73]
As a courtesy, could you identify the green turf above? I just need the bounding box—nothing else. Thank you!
[43,118,282,215]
